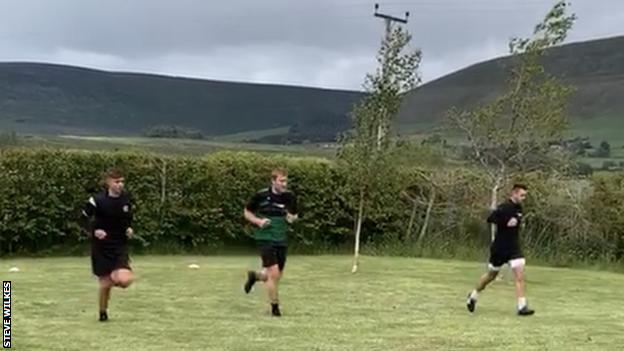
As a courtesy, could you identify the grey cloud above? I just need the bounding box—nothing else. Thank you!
[0,0,622,89]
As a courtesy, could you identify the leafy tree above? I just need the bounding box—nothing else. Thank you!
[338,22,421,273]
[448,0,576,241]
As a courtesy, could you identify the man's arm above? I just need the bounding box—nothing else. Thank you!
[123,193,134,237]
[244,193,269,227]
[486,206,501,224]
[487,204,517,227]
[487,208,500,224]
[80,196,97,236]
[285,193,298,223]
[81,195,108,239]
[244,208,266,227]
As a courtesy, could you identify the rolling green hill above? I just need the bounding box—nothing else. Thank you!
[398,36,624,142]
[1,36,624,144]
[0,62,363,137]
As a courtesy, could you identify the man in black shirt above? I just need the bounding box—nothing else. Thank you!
[466,184,535,316]
[81,168,135,322]
[243,168,298,317]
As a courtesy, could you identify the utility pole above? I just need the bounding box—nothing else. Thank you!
[373,3,410,150]
[374,3,409,34]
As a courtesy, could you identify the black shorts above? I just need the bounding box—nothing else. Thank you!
[258,242,287,272]
[91,245,131,277]
[488,247,524,271]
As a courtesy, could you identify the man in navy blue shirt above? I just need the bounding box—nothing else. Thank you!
[82,168,135,322]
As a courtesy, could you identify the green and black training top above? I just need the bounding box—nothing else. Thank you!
[245,188,298,245]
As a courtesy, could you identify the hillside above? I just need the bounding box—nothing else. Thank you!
[1,36,624,143]
[398,36,624,136]
[0,62,363,137]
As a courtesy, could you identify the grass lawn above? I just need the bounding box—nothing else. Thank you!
[568,115,624,146]
[3,255,624,350]
[10,134,335,158]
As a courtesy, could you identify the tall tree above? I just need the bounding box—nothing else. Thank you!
[338,23,421,273]
[448,0,576,241]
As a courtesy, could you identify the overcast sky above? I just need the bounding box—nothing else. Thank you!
[1,0,622,90]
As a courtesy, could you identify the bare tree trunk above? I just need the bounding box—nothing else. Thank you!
[489,175,505,241]
[489,181,499,242]
[160,159,167,206]
[418,188,436,244]
[352,190,365,274]
[490,176,504,280]
[406,198,418,241]
[158,159,168,233]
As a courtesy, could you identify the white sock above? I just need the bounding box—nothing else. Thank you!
[518,297,527,310]
[469,290,479,300]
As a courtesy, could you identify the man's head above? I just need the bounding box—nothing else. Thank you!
[270,168,288,194]
[104,168,125,196]
[510,183,528,204]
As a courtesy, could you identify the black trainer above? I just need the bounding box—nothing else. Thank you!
[271,303,281,317]
[517,306,535,316]
[99,311,108,322]
[466,294,477,313]
[244,271,257,294]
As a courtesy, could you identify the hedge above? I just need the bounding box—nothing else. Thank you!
[0,149,357,253]
[1,148,623,265]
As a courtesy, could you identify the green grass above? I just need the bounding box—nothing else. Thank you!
[4,255,624,350]
[579,156,624,169]
[10,134,335,158]
[211,127,291,142]
[568,115,624,146]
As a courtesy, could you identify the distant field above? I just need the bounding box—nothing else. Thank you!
[579,157,624,169]
[211,127,291,142]
[395,120,442,135]
[397,114,624,146]
[569,115,624,168]
[568,115,624,146]
[4,114,624,168]
[10,134,336,158]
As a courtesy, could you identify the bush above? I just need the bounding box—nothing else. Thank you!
[571,162,593,176]
[1,148,623,266]
[0,149,355,254]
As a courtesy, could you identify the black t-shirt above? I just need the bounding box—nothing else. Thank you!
[82,190,133,247]
[245,188,297,218]
[487,200,523,252]
[245,188,297,243]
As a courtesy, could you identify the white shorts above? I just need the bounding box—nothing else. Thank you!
[488,258,526,271]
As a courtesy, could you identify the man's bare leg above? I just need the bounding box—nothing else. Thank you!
[244,267,267,293]
[476,270,499,292]
[466,269,499,313]
[244,265,282,316]
[98,276,113,321]
[111,268,134,289]
[511,259,534,316]
[264,265,281,316]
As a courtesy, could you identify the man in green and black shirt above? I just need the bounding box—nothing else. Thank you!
[243,168,298,317]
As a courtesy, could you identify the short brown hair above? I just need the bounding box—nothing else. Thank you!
[271,168,287,180]
[512,183,527,191]
[104,167,124,180]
